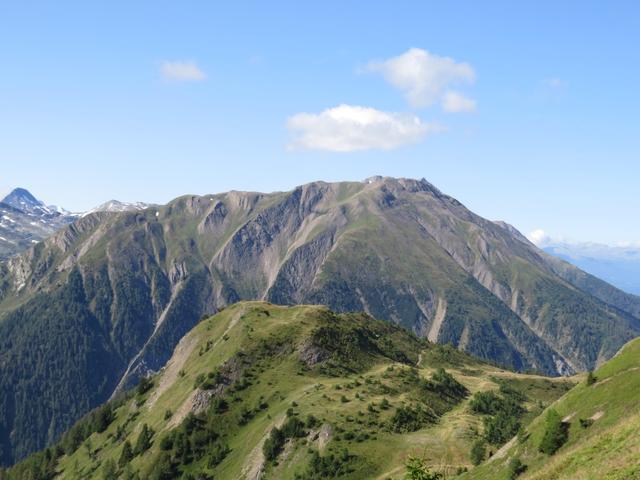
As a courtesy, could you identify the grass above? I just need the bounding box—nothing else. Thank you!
[462,337,640,480]
[46,302,573,480]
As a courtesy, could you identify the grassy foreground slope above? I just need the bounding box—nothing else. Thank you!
[3,302,573,480]
[465,337,640,480]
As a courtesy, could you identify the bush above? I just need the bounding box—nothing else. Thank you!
[389,405,432,433]
[136,377,153,396]
[586,371,597,386]
[579,418,594,429]
[211,397,228,414]
[470,440,485,466]
[507,457,526,479]
[295,449,353,479]
[282,417,306,438]
[305,414,319,429]
[539,409,568,455]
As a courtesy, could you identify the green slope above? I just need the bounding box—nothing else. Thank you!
[2,303,574,480]
[462,337,640,480]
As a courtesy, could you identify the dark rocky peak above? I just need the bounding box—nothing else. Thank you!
[2,188,44,213]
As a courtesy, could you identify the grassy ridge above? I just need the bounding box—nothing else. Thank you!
[3,302,575,480]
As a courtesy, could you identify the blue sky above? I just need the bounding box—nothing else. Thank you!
[0,1,639,244]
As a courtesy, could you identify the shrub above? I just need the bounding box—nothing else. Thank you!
[295,449,353,479]
[579,418,594,429]
[507,457,526,479]
[586,371,597,386]
[470,440,485,466]
[389,405,432,433]
[136,377,153,396]
[305,414,319,429]
[211,397,228,413]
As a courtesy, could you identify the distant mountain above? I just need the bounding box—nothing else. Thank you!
[542,241,640,295]
[0,190,150,260]
[0,188,78,260]
[83,199,152,216]
[1,177,640,465]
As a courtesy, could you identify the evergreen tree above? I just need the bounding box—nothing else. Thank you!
[262,427,285,462]
[118,440,133,467]
[101,459,118,480]
[539,409,568,455]
[404,455,443,480]
[134,424,154,455]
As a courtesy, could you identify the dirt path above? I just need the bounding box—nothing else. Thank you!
[491,436,516,461]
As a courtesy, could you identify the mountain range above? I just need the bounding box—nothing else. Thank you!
[0,177,639,466]
[0,189,150,260]
[540,240,640,296]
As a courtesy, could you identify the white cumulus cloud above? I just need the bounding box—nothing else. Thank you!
[442,91,476,113]
[161,61,207,81]
[365,48,476,110]
[287,104,442,152]
[528,229,551,246]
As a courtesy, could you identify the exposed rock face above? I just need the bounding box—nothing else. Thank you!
[298,340,331,367]
[1,176,640,464]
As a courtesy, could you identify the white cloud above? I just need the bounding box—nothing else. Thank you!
[442,91,476,113]
[365,48,476,110]
[161,61,207,81]
[527,229,551,246]
[287,104,442,152]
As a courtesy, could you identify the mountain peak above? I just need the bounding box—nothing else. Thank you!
[2,188,41,210]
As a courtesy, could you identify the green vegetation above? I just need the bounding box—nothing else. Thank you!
[2,302,575,479]
[404,455,443,480]
[469,383,527,446]
[538,410,568,455]
[470,440,485,466]
[460,337,640,480]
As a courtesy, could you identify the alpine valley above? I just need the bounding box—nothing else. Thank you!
[1,177,640,477]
